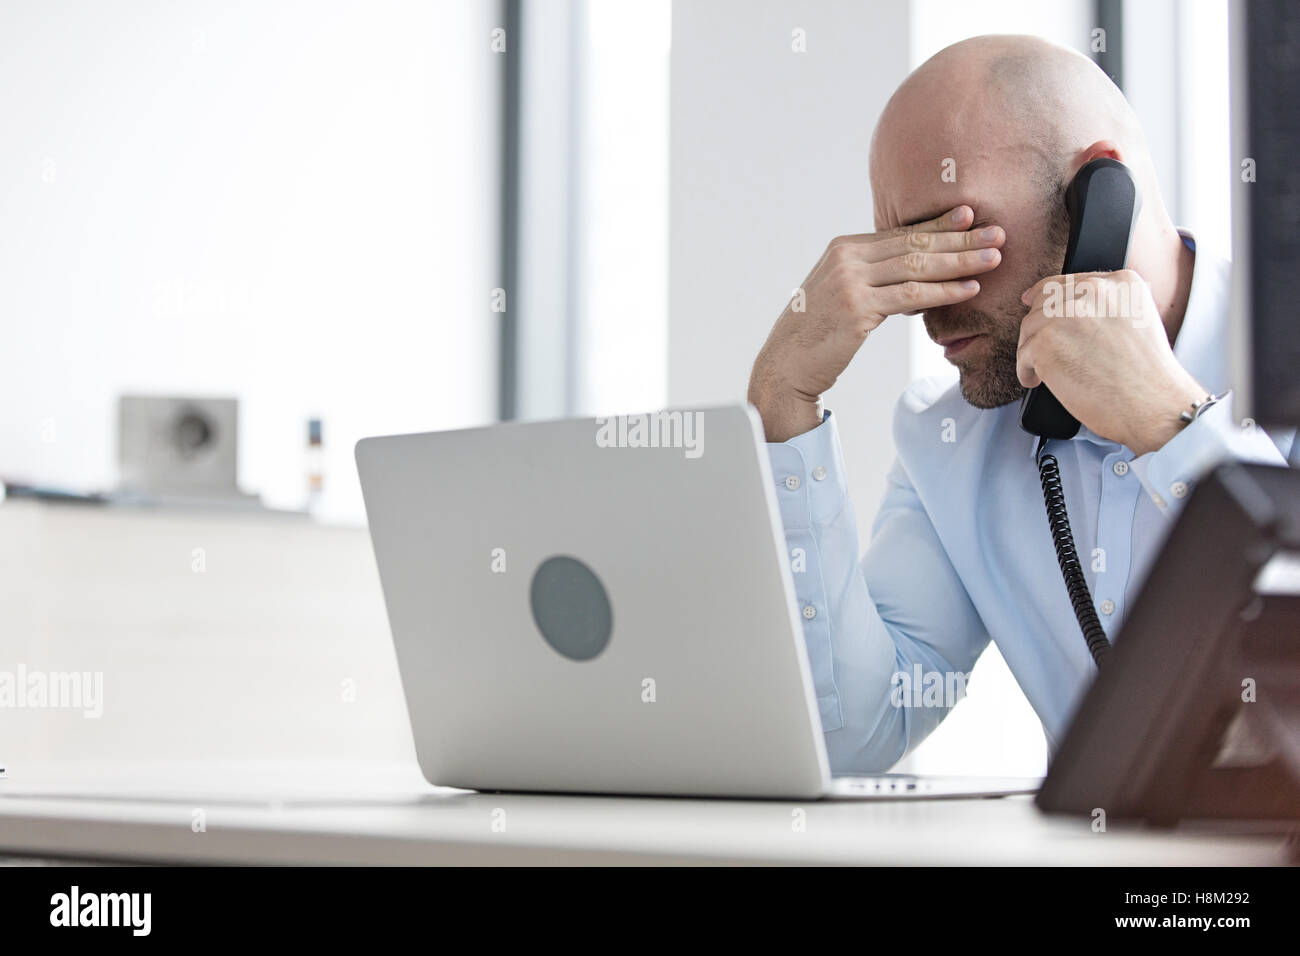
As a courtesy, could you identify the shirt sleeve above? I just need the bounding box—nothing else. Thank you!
[1129,391,1289,517]
[765,408,990,774]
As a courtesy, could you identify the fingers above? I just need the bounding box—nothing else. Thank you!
[1018,303,1050,350]
[873,277,982,317]
[902,205,975,234]
[1020,269,1137,306]
[1022,272,1069,307]
[1016,354,1040,389]
[815,207,1002,321]
[826,204,977,257]
[1016,335,1041,388]
[867,245,1002,286]
[863,223,1003,264]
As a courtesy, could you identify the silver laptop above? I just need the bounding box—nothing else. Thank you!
[356,404,1039,801]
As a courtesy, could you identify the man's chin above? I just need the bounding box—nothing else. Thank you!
[956,369,1026,410]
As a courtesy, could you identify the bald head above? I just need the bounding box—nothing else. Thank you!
[871,34,1155,230]
[866,34,1169,410]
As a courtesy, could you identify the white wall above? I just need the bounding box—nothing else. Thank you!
[669,0,913,544]
[0,0,500,525]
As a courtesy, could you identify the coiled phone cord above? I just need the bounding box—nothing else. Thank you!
[1035,436,1111,668]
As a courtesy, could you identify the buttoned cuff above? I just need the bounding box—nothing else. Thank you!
[1130,393,1287,516]
[765,409,849,733]
[764,409,850,529]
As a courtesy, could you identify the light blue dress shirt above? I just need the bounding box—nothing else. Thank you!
[765,236,1293,774]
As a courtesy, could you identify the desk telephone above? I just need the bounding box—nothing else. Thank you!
[1018,158,1141,667]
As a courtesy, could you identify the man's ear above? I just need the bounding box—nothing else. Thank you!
[1068,140,1123,181]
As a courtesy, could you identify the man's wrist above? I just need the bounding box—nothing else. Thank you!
[748,383,823,443]
[1125,376,1207,456]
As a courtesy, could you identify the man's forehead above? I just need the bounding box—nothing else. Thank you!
[874,185,981,232]
[897,202,974,229]
[871,147,1024,231]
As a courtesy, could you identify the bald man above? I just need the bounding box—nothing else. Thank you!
[748,35,1292,773]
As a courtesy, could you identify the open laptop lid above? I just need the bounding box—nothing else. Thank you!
[356,404,831,799]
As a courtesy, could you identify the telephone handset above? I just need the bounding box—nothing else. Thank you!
[1020,157,1142,439]
[1020,158,1141,669]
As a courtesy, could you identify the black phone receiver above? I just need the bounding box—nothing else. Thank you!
[1021,158,1141,669]
[1019,157,1142,439]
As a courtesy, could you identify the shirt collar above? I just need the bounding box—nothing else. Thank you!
[1024,230,1224,461]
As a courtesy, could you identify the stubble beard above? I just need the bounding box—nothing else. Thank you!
[953,315,1027,409]
[923,303,1028,410]
[931,235,1069,410]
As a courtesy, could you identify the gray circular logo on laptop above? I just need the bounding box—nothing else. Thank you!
[529,556,612,661]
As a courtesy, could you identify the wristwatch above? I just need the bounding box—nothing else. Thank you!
[1178,391,1228,425]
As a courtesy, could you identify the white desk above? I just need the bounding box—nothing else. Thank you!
[1,502,1293,866]
[0,761,1292,865]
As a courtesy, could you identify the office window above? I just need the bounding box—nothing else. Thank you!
[1118,0,1234,262]
[0,0,500,524]
[576,1,671,416]
[512,0,670,421]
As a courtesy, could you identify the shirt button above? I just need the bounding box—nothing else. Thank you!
[812,466,827,481]
[1112,460,1129,476]
[1100,599,1116,615]
[1151,493,1167,509]
[802,604,817,620]
[784,475,801,491]
[1171,481,1188,499]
